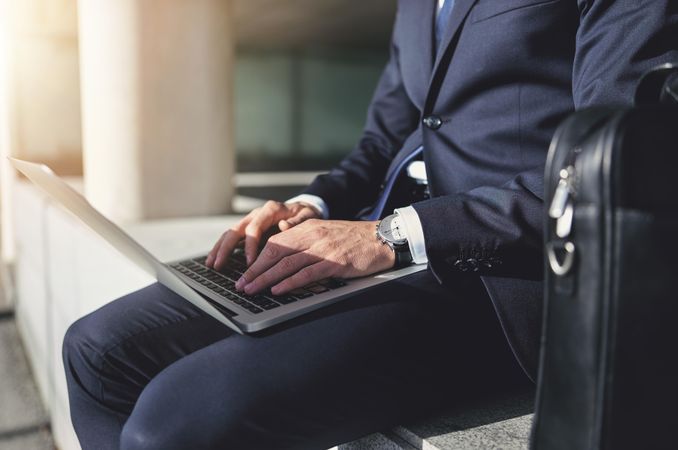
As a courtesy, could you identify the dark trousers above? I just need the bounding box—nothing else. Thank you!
[62,270,529,450]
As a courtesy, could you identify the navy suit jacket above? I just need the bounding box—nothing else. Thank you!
[304,0,678,379]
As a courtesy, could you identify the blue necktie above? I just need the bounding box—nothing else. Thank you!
[367,0,454,221]
[436,0,455,50]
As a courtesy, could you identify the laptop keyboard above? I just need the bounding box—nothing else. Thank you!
[170,251,347,315]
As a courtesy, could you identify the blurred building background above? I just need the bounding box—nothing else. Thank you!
[0,1,395,448]
[1,0,394,210]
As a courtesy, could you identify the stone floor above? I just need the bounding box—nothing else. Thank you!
[0,289,55,450]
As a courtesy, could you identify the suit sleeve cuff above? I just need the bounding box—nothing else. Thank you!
[286,194,329,219]
[394,206,429,264]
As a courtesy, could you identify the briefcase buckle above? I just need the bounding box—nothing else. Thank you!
[548,165,576,276]
[547,241,576,277]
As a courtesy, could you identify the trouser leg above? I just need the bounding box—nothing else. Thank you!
[90,271,527,450]
[62,283,233,450]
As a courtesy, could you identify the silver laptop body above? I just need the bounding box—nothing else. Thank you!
[10,158,426,333]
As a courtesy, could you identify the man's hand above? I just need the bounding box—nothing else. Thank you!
[234,219,396,295]
[205,201,320,270]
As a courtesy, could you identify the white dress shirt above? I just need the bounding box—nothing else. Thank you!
[286,0,450,265]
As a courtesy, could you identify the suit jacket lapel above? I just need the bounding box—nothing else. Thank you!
[420,0,436,79]
[401,0,436,102]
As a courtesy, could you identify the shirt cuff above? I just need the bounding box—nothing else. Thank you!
[394,206,429,264]
[285,194,329,219]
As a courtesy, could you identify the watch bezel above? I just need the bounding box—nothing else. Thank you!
[376,214,408,246]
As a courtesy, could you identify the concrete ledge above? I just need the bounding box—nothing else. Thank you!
[12,179,243,450]
[340,388,534,450]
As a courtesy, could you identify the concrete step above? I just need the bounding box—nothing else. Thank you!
[340,388,534,450]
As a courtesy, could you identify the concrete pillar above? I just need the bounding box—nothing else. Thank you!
[78,0,235,223]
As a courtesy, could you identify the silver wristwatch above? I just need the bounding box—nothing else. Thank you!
[376,213,413,268]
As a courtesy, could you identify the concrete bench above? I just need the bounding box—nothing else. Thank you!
[11,179,534,450]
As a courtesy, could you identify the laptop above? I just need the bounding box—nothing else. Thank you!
[9,158,426,334]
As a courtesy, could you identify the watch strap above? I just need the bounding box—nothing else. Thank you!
[394,244,413,268]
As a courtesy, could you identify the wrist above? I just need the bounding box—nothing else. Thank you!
[366,220,397,268]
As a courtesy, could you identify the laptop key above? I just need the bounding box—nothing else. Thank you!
[249,295,269,306]
[221,269,240,280]
[260,302,280,310]
[272,295,297,305]
[207,301,236,317]
[240,293,257,301]
[289,289,313,299]
[231,250,246,260]
[304,284,329,294]
[230,261,247,271]
[318,278,348,289]
[215,278,235,289]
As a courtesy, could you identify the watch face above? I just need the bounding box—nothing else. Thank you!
[378,214,408,245]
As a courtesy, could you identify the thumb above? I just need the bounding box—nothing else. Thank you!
[278,207,318,231]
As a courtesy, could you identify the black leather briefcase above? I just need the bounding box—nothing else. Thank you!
[530,104,678,450]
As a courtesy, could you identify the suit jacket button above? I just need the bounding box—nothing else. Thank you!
[423,115,442,130]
